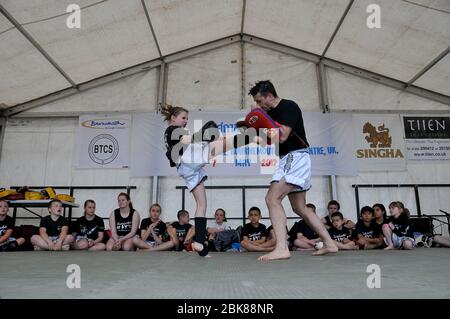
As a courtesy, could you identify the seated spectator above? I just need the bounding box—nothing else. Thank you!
[31,199,74,251]
[207,208,231,240]
[372,203,388,232]
[106,193,140,251]
[383,201,414,250]
[167,209,195,251]
[0,200,25,251]
[433,235,450,248]
[71,199,106,251]
[354,206,384,250]
[322,200,355,230]
[289,203,321,250]
[328,212,358,250]
[240,207,267,252]
[133,203,174,251]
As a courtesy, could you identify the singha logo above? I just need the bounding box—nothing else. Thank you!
[363,122,392,148]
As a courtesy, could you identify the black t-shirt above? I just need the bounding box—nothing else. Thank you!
[267,99,309,156]
[164,125,190,167]
[75,215,105,240]
[171,221,192,242]
[373,219,388,235]
[114,209,135,237]
[242,223,267,241]
[388,214,412,237]
[288,220,318,241]
[40,215,68,237]
[0,215,14,237]
[328,226,351,242]
[354,220,380,239]
[140,218,167,241]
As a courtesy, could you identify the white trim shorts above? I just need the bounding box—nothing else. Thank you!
[272,150,311,193]
[177,142,210,192]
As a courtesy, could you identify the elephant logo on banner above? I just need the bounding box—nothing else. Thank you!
[363,122,392,148]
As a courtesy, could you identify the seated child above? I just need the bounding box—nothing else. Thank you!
[383,201,414,250]
[0,199,25,251]
[289,203,321,250]
[133,203,174,251]
[31,199,74,251]
[167,209,195,251]
[240,207,267,252]
[72,199,106,251]
[328,212,358,250]
[354,206,384,249]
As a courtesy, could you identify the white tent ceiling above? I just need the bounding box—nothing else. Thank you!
[0,0,449,113]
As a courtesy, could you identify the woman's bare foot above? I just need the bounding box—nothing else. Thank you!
[312,242,338,256]
[258,248,290,261]
[384,245,395,250]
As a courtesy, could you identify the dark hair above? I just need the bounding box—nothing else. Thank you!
[0,199,9,207]
[177,209,189,220]
[306,203,316,213]
[248,206,261,215]
[248,80,278,98]
[160,103,189,123]
[372,203,387,220]
[149,203,162,214]
[215,208,227,222]
[84,199,96,208]
[48,199,62,208]
[388,201,410,217]
[360,206,374,217]
[327,200,340,210]
[331,212,343,220]
[117,192,134,211]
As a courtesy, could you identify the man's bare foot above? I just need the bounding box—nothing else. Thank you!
[312,243,338,256]
[33,245,42,251]
[384,245,395,250]
[62,245,70,251]
[258,249,290,261]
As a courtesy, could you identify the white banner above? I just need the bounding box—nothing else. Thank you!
[130,112,357,177]
[353,114,406,171]
[402,116,450,161]
[76,114,131,168]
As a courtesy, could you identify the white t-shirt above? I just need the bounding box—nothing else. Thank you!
[208,220,231,232]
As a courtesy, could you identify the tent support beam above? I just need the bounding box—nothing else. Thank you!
[157,62,168,111]
[317,61,329,113]
[240,0,246,35]
[0,116,6,163]
[3,35,240,117]
[2,59,162,117]
[321,0,354,58]
[406,46,450,87]
[3,33,449,117]
[0,3,77,88]
[243,35,450,106]
[141,0,163,58]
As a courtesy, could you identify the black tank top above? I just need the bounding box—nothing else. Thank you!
[114,208,135,236]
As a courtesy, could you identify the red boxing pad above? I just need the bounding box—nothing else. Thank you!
[244,108,280,129]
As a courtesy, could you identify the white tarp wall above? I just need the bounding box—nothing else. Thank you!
[2,42,449,233]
